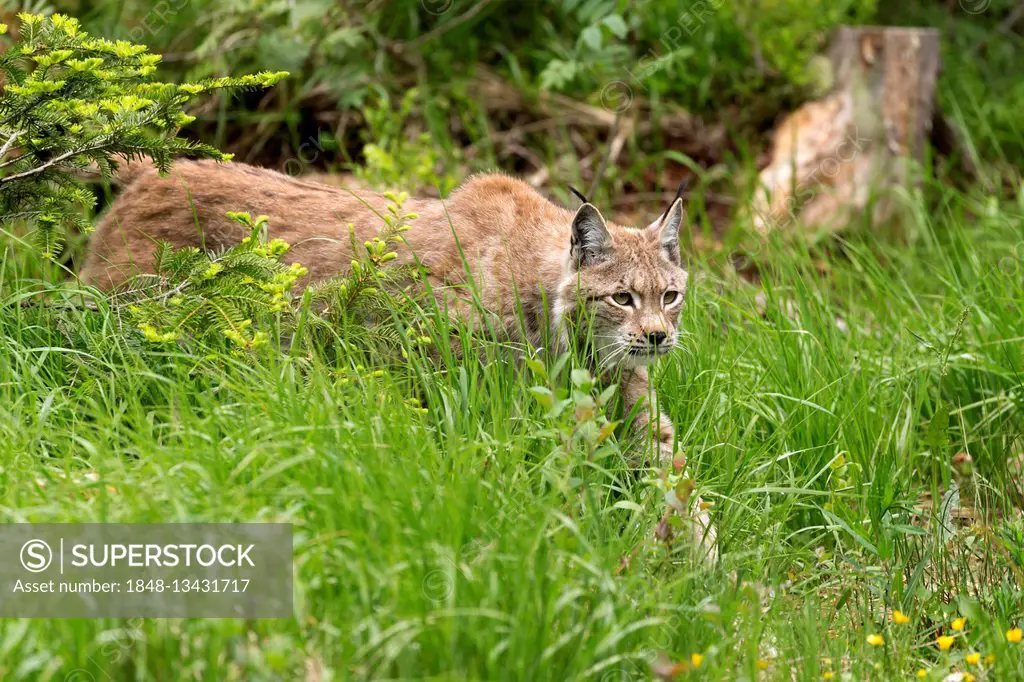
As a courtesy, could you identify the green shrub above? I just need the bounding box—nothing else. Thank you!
[46,0,1023,185]
[74,0,880,130]
[0,12,286,256]
[120,194,416,355]
[121,212,307,351]
[538,0,877,113]
[357,88,461,195]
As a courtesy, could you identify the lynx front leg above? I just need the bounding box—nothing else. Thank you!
[621,368,717,558]
[621,367,674,467]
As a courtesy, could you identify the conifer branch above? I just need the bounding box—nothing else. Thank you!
[0,12,288,257]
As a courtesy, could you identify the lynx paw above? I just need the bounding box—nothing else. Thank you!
[656,441,675,469]
[691,500,718,562]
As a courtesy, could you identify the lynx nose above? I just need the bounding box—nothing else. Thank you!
[647,331,667,347]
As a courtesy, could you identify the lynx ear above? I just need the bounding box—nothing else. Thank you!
[570,203,611,268]
[650,197,684,265]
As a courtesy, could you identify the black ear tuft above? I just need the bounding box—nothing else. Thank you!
[658,177,691,226]
[570,203,611,269]
[568,185,588,205]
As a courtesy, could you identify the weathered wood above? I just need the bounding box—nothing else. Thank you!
[752,26,941,233]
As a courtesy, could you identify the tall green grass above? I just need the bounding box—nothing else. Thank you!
[1,175,1022,679]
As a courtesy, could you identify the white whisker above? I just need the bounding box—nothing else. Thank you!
[593,336,628,370]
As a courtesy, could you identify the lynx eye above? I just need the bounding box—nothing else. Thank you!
[610,292,634,307]
[662,290,681,306]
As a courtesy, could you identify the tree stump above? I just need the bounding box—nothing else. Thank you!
[752,26,941,233]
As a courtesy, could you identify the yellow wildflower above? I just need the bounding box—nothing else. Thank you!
[963,673,975,682]
[823,673,833,681]
[916,670,927,680]
[690,653,704,668]
[867,633,885,646]
[965,652,980,665]
[937,635,955,651]
[984,654,996,665]
[893,610,910,625]
[756,659,769,671]
[1007,628,1023,643]
[952,617,967,631]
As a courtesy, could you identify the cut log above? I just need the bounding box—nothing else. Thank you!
[752,26,941,233]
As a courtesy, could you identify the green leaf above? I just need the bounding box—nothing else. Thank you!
[602,15,628,39]
[524,357,547,380]
[926,401,949,456]
[580,25,602,51]
[528,386,554,410]
[598,384,617,405]
[570,368,592,389]
[938,486,960,543]
[537,59,577,91]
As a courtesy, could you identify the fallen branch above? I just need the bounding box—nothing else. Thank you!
[470,68,725,162]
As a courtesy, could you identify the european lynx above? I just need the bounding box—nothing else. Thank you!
[82,161,715,550]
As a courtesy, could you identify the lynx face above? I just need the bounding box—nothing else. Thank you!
[556,199,689,369]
